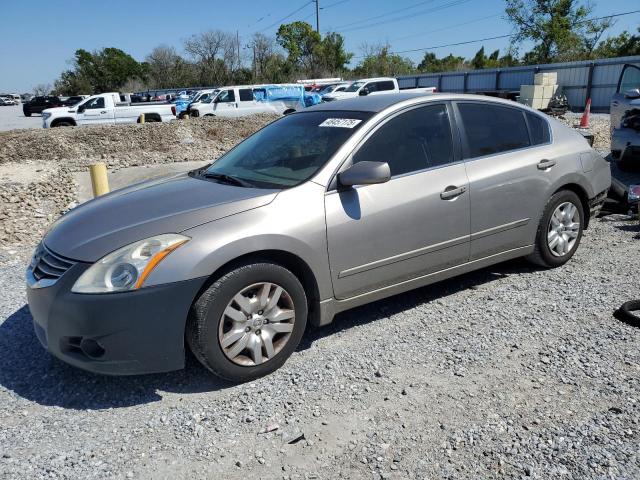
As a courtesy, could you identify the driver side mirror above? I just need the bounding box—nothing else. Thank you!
[338,161,390,187]
[359,87,370,96]
[624,88,640,99]
[77,105,85,113]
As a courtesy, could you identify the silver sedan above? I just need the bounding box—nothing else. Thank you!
[26,93,611,382]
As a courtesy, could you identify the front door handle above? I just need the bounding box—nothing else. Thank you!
[537,159,556,170]
[611,101,619,107]
[100,111,107,114]
[440,185,467,200]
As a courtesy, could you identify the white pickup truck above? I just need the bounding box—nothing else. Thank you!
[190,85,303,118]
[42,92,176,128]
[323,77,436,101]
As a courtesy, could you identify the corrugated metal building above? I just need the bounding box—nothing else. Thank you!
[397,55,640,112]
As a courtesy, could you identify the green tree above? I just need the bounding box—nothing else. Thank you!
[417,52,465,73]
[317,32,353,76]
[276,21,321,75]
[593,28,640,58]
[505,0,612,64]
[470,46,486,69]
[353,45,414,77]
[55,48,145,94]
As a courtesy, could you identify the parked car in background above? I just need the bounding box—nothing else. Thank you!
[190,85,306,118]
[41,92,176,128]
[611,63,640,167]
[0,98,11,106]
[317,82,351,96]
[323,77,400,101]
[23,96,64,116]
[26,93,610,382]
[62,95,90,106]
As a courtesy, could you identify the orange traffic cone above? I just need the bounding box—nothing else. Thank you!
[579,98,591,128]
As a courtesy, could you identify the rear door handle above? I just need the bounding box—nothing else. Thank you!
[537,159,556,170]
[100,111,107,114]
[440,185,467,200]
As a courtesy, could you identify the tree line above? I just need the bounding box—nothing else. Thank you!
[50,0,639,96]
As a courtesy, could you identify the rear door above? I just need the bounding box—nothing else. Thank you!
[611,64,640,135]
[237,88,259,116]
[454,101,554,260]
[325,103,470,299]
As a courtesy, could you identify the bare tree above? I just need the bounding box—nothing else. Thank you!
[146,45,195,89]
[251,33,275,80]
[184,30,239,85]
[33,83,53,96]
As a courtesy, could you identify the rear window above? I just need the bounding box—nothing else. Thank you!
[458,103,530,158]
[526,112,550,145]
[376,81,395,91]
[204,110,372,188]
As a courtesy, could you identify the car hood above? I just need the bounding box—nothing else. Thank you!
[42,106,72,115]
[44,172,278,262]
[324,91,356,100]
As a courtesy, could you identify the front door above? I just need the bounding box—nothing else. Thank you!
[325,103,470,299]
[213,89,238,116]
[77,97,110,125]
[611,64,640,136]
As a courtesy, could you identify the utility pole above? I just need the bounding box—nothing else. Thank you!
[315,0,320,34]
[236,30,240,71]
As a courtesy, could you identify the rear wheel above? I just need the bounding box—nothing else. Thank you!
[24,111,31,117]
[527,190,584,268]
[187,262,307,382]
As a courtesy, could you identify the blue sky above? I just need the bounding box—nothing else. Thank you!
[0,0,638,92]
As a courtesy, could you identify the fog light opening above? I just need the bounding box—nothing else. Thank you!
[80,338,106,359]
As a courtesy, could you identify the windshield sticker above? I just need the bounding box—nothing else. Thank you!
[319,118,362,128]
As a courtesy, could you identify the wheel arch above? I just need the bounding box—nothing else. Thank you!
[553,183,591,228]
[192,249,322,328]
[50,117,77,127]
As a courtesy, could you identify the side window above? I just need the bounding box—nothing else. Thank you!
[458,103,530,157]
[619,65,640,93]
[364,82,377,93]
[217,90,236,103]
[378,81,395,91]
[353,104,454,176]
[525,112,550,145]
[85,97,105,109]
[239,89,253,102]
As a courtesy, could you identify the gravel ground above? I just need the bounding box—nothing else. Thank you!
[0,214,638,479]
[1,110,639,479]
[0,105,42,132]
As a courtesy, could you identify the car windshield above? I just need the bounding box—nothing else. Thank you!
[344,81,364,92]
[202,110,372,189]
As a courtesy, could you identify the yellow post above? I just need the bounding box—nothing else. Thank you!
[89,163,110,197]
[139,113,145,124]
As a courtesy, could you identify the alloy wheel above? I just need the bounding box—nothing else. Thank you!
[547,201,581,257]
[218,282,295,366]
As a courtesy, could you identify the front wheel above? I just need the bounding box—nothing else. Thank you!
[187,262,307,382]
[527,190,584,268]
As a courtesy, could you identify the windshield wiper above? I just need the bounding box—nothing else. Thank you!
[202,172,254,188]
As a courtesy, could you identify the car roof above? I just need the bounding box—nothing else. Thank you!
[307,92,535,113]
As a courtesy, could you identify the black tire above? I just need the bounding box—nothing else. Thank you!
[52,121,73,127]
[187,262,308,382]
[614,300,640,327]
[24,111,31,117]
[527,190,584,268]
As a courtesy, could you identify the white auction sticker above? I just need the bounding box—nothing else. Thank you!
[319,118,362,128]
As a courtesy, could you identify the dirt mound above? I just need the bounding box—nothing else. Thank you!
[0,115,276,252]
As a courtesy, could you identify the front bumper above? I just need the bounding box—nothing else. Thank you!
[26,260,207,375]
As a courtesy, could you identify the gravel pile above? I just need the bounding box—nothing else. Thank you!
[0,214,638,479]
[0,116,276,254]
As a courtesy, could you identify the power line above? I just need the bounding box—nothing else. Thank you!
[338,0,472,33]
[321,0,350,9]
[352,8,640,59]
[257,1,314,33]
[334,0,438,30]
[389,12,500,43]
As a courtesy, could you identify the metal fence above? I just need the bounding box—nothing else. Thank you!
[397,55,640,113]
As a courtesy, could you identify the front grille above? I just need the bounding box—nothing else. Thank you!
[31,244,75,282]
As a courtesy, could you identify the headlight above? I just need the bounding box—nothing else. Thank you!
[71,234,189,294]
